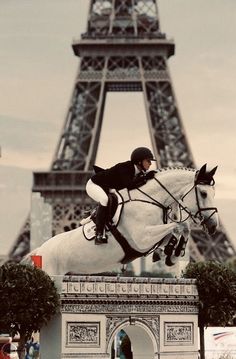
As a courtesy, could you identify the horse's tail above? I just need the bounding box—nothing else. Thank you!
[21,248,39,265]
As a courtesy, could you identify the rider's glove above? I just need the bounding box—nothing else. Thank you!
[145,170,156,180]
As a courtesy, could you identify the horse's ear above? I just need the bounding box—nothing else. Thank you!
[199,164,207,175]
[195,164,217,185]
[208,166,218,178]
[195,164,207,183]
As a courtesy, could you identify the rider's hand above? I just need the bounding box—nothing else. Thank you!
[145,170,156,180]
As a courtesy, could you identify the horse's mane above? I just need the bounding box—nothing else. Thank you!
[154,166,196,175]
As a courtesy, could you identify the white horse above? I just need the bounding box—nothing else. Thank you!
[23,164,218,275]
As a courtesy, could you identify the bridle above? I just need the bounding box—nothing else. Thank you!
[180,177,218,226]
[125,172,218,227]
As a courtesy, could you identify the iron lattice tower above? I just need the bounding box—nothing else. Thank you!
[9,0,235,262]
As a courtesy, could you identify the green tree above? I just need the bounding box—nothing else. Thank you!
[226,256,236,273]
[183,261,236,359]
[0,263,60,359]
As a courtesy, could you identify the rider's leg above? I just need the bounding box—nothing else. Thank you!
[95,204,108,244]
[86,180,108,244]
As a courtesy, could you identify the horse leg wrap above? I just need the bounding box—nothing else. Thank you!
[174,235,188,257]
[164,235,177,256]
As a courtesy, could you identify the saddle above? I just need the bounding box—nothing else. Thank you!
[81,192,121,241]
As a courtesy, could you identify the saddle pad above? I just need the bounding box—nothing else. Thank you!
[83,221,96,240]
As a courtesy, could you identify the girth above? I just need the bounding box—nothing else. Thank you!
[107,223,152,264]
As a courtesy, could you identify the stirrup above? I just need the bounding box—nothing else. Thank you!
[95,233,108,245]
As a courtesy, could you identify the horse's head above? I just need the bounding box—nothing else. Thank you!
[131,164,219,235]
[182,164,219,234]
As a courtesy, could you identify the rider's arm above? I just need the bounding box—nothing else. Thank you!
[126,170,156,189]
[127,172,147,190]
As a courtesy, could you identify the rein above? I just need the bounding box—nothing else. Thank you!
[153,177,195,223]
[120,174,217,226]
[125,188,169,224]
[154,176,217,225]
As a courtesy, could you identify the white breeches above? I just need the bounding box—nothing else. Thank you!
[86,179,109,206]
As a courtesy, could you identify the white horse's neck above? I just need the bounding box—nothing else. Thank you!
[124,167,196,206]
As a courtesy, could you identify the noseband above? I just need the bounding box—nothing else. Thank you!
[180,180,218,226]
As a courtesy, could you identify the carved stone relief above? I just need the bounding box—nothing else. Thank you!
[61,302,198,314]
[66,321,100,348]
[164,322,193,345]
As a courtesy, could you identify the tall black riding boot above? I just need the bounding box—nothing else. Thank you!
[95,204,108,245]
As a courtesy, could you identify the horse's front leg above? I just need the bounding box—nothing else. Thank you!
[138,222,177,251]
[172,221,190,239]
[165,222,190,266]
[152,222,190,264]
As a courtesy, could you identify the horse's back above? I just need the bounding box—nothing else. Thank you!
[42,226,84,248]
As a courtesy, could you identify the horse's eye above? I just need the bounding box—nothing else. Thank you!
[200,191,207,199]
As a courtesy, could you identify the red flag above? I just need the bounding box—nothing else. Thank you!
[31,255,42,268]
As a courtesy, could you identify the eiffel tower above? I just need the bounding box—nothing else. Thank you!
[9,0,235,263]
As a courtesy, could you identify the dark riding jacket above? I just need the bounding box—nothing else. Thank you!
[91,160,145,192]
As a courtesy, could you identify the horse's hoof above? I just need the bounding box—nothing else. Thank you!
[164,236,177,256]
[152,248,165,262]
[165,256,175,266]
[152,251,161,262]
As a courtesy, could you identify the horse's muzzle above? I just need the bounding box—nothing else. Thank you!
[203,218,218,235]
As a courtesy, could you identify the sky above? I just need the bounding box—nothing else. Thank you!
[0,0,236,255]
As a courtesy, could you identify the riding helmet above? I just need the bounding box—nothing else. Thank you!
[130,147,156,164]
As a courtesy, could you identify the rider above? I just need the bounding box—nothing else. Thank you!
[86,147,157,245]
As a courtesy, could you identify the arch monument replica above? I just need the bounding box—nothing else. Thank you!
[40,275,199,359]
